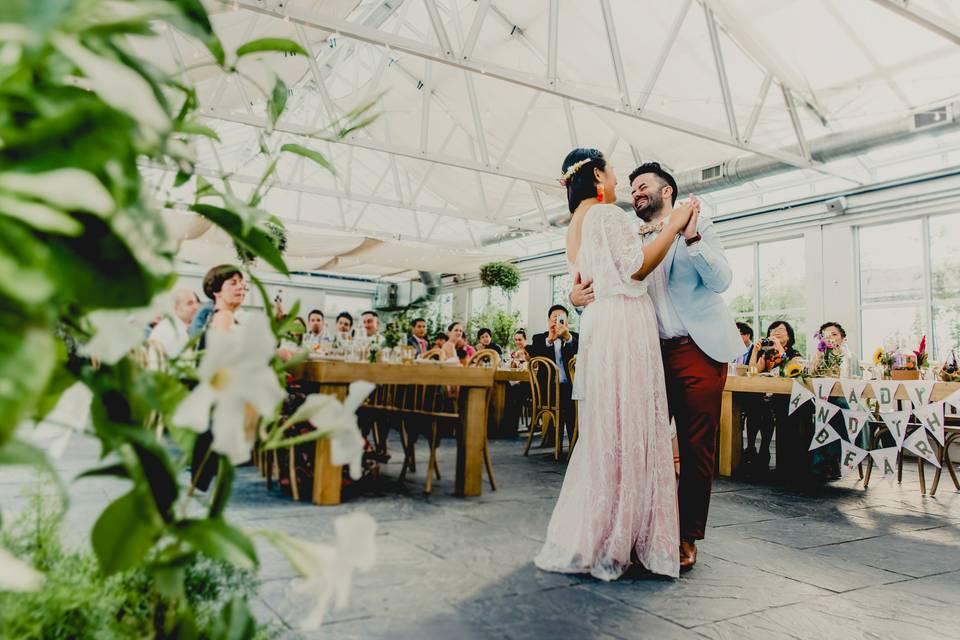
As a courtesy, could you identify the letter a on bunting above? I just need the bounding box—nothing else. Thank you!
[789,380,815,415]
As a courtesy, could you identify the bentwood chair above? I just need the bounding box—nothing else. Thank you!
[525,357,562,460]
[468,348,500,368]
[863,397,929,493]
[467,352,499,491]
[930,416,960,496]
[567,355,578,454]
[396,347,444,475]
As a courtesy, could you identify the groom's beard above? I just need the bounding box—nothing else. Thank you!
[633,191,665,222]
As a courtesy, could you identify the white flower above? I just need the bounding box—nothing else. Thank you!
[263,512,376,631]
[82,292,173,364]
[0,546,44,592]
[173,314,284,464]
[288,381,374,479]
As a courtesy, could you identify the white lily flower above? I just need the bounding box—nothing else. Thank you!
[81,292,173,364]
[290,381,374,480]
[172,314,284,464]
[264,512,377,631]
[0,546,44,592]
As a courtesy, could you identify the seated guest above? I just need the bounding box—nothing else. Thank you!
[433,332,448,351]
[203,264,246,335]
[356,310,383,347]
[407,317,429,355]
[149,289,201,358]
[335,311,354,342]
[735,322,754,365]
[526,305,579,451]
[743,320,806,479]
[511,329,529,364]
[810,321,854,376]
[442,322,475,363]
[303,309,327,347]
[475,328,503,356]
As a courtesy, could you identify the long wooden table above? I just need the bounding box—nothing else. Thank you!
[718,375,960,477]
[291,360,496,504]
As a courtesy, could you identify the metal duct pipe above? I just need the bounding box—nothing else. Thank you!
[480,101,960,246]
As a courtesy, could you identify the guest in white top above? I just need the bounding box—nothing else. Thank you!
[356,310,383,347]
[303,309,328,347]
[149,289,200,358]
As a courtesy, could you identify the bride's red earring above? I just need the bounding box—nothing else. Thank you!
[596,184,605,203]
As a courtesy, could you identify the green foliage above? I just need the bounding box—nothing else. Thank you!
[479,261,521,294]
[0,494,273,640]
[467,307,521,348]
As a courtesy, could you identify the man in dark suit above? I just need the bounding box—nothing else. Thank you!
[527,304,579,452]
[407,317,429,355]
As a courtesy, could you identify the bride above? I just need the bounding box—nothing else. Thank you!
[534,148,697,580]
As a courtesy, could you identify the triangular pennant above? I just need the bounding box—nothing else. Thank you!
[872,381,902,412]
[870,447,900,477]
[881,410,912,449]
[901,381,936,408]
[809,422,841,451]
[943,388,960,414]
[841,380,872,412]
[840,409,872,441]
[838,439,868,477]
[814,378,839,401]
[788,380,815,415]
[813,398,842,428]
[914,401,946,446]
[903,428,941,468]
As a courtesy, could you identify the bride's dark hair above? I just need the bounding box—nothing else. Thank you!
[561,148,606,213]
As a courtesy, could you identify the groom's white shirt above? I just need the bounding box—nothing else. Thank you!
[639,216,688,340]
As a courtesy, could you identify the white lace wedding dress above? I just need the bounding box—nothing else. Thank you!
[534,203,679,580]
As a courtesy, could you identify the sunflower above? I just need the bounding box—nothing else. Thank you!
[872,347,885,365]
[784,362,803,378]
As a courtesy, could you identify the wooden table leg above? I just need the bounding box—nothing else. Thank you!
[718,390,743,477]
[311,385,346,505]
[456,387,488,497]
[489,382,507,437]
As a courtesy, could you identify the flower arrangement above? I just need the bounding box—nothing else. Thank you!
[783,361,805,378]
[914,336,929,369]
[479,261,521,294]
[811,332,844,377]
[940,350,959,382]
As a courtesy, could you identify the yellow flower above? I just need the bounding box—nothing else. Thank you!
[872,347,885,365]
[784,362,803,378]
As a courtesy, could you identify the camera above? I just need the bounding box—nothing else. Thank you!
[557,316,566,326]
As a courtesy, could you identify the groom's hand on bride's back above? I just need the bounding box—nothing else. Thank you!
[570,272,595,308]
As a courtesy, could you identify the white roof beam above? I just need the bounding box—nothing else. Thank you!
[296,23,339,120]
[743,73,772,144]
[423,0,455,57]
[419,60,432,152]
[562,98,578,148]
[869,0,960,46]
[704,4,739,143]
[464,71,490,165]
[600,0,631,109]
[637,0,691,112]
[781,86,810,160]
[220,0,844,178]
[547,0,559,85]
[461,0,491,60]
[497,91,539,167]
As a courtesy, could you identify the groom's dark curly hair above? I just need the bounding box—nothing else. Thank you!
[629,162,678,206]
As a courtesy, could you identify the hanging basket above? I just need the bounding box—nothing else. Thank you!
[478,261,520,294]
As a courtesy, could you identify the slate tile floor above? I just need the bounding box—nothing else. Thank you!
[3,427,959,640]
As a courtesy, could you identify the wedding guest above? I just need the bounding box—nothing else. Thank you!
[511,329,529,364]
[736,322,754,365]
[527,305,579,452]
[433,332,448,350]
[407,317,429,355]
[357,310,383,346]
[743,320,806,479]
[148,289,201,358]
[476,328,503,356]
[442,322,474,363]
[335,311,354,341]
[303,309,327,347]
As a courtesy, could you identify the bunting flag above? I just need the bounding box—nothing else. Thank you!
[840,409,872,441]
[944,388,960,414]
[809,399,842,450]
[840,380,872,412]
[838,440,869,477]
[872,381,902,412]
[903,428,941,468]
[814,378,838,401]
[788,380,815,415]
[901,381,936,408]
[881,410,912,450]
[870,447,899,478]
[914,401,946,446]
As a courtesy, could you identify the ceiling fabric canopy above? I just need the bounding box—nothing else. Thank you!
[136,0,960,273]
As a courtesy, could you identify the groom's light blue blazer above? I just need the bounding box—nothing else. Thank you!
[662,214,744,364]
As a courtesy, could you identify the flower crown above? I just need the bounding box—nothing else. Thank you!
[558,158,592,187]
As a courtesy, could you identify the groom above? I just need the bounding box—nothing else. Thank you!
[571,162,742,571]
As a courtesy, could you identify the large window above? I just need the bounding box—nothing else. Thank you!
[723,239,807,355]
[469,280,530,328]
[859,212,960,359]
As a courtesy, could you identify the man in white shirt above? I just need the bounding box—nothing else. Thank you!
[149,289,201,359]
[356,310,383,347]
[303,309,328,347]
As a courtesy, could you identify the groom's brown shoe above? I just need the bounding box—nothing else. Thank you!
[679,540,697,572]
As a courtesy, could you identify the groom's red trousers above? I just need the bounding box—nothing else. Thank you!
[661,337,727,542]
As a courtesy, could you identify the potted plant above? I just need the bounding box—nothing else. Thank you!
[479,261,521,295]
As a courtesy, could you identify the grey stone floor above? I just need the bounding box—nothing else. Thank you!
[3,426,959,640]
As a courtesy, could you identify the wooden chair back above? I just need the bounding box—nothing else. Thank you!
[468,349,500,368]
[420,348,444,361]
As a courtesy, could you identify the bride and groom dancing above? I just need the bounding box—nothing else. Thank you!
[533,149,743,580]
